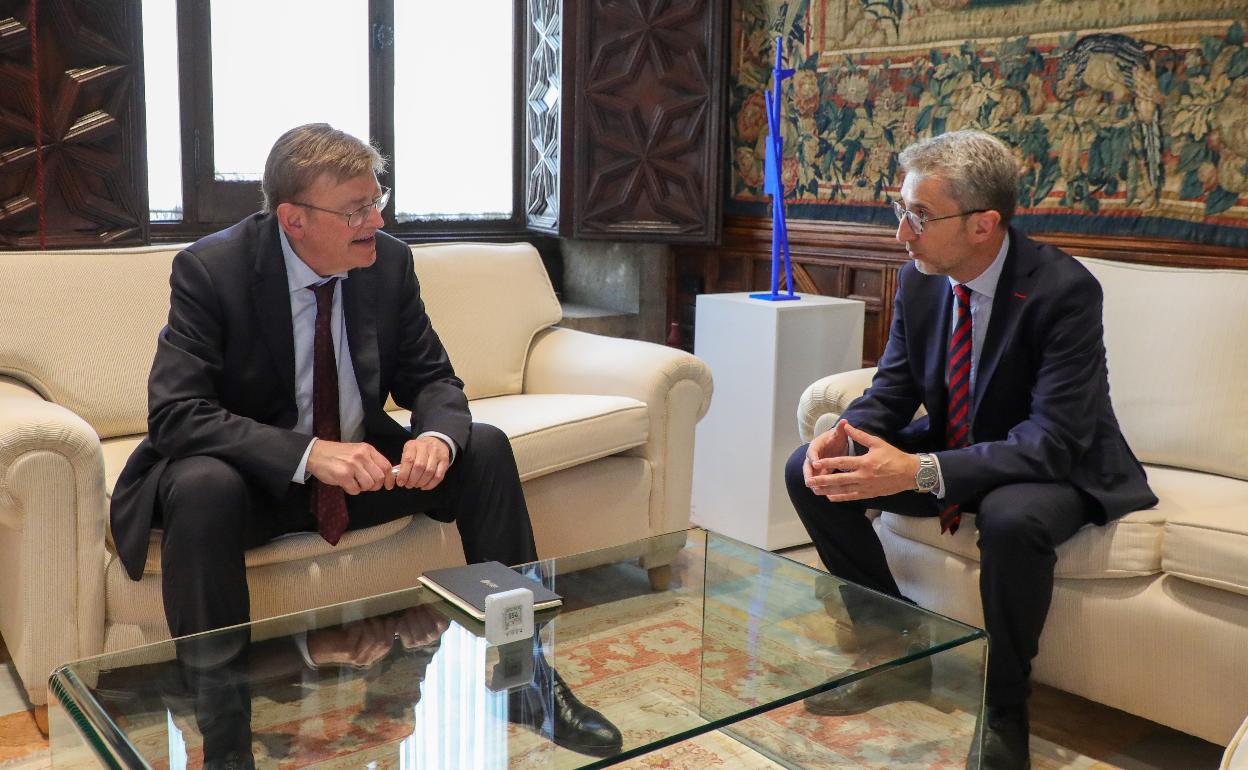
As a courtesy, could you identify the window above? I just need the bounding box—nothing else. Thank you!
[209,0,371,183]
[142,0,523,237]
[393,1,514,222]
[141,0,182,222]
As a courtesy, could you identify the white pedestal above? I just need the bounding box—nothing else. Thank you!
[691,293,865,550]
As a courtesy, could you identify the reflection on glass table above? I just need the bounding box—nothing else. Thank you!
[50,528,986,769]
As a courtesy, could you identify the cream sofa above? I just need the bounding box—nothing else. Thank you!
[798,256,1248,746]
[0,241,712,708]
[1226,713,1248,769]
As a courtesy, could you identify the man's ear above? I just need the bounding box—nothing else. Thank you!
[970,209,1002,242]
[275,202,304,240]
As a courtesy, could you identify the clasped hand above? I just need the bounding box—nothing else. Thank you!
[803,419,920,502]
[306,605,449,669]
[307,435,450,494]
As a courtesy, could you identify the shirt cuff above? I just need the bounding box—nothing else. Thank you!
[293,438,316,483]
[931,452,947,499]
[417,431,458,464]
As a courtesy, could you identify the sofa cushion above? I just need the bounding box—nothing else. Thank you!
[102,435,145,498]
[1145,464,1248,519]
[1077,257,1248,482]
[394,393,649,481]
[1163,507,1248,598]
[0,246,182,439]
[109,517,416,577]
[409,242,562,400]
[881,506,1165,578]
[880,464,1248,578]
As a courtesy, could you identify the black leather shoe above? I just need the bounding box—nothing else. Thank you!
[549,669,623,757]
[976,704,1030,770]
[509,669,624,758]
[805,625,933,717]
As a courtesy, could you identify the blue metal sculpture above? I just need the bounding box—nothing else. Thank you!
[750,36,800,302]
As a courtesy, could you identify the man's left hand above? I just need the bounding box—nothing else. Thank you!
[396,436,451,490]
[806,423,920,502]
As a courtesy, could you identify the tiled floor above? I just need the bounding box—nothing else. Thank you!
[0,555,1229,769]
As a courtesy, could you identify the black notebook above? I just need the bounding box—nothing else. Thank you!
[418,561,561,620]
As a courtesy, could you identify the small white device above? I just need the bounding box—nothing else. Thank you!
[484,587,534,645]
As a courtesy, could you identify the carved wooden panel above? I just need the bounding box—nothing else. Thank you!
[0,0,147,248]
[524,0,564,233]
[570,0,723,242]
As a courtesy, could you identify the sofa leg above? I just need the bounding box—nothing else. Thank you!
[32,705,48,736]
[647,565,672,591]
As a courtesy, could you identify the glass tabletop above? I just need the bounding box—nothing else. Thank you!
[50,528,987,769]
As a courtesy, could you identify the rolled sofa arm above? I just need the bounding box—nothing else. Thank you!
[1222,711,1248,770]
[522,327,713,535]
[0,394,107,705]
[797,367,878,443]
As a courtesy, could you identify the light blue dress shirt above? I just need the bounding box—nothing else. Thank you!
[945,233,1010,397]
[930,232,1010,497]
[279,228,455,482]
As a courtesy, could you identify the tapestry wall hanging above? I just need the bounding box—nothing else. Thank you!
[728,0,1248,248]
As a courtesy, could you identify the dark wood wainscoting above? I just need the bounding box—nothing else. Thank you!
[671,215,1248,365]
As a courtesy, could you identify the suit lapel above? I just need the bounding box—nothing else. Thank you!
[972,230,1037,416]
[343,266,381,411]
[250,218,297,399]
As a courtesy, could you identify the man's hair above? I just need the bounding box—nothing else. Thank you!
[897,130,1019,226]
[261,123,386,213]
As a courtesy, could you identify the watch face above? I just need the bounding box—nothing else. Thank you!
[916,463,938,491]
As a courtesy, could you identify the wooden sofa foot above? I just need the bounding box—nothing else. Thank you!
[647,564,672,591]
[33,705,48,736]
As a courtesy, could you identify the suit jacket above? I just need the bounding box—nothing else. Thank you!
[842,228,1156,522]
[111,213,470,580]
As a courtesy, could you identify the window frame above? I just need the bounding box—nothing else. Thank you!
[151,0,528,243]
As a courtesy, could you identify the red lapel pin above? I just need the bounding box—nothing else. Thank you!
[1013,292,1027,300]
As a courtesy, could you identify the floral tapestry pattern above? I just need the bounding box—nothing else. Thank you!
[729,0,1248,247]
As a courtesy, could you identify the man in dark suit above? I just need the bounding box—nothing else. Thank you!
[784,130,1156,770]
[111,124,621,759]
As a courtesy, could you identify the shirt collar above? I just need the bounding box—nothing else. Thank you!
[278,225,349,293]
[949,231,1010,300]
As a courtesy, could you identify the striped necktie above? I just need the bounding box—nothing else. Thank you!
[940,283,973,534]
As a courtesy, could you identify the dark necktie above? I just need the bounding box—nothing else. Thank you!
[940,283,973,535]
[309,279,348,545]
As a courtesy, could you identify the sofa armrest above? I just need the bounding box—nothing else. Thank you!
[0,394,107,705]
[797,367,878,442]
[522,327,713,535]
[1224,712,1248,770]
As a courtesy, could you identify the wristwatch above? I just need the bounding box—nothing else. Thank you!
[914,453,939,493]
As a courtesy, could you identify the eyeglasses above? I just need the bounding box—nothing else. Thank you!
[291,186,391,228]
[892,199,989,235]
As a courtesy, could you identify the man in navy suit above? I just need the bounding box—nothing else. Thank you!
[785,130,1155,770]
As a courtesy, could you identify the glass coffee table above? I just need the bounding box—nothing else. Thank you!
[50,529,986,769]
